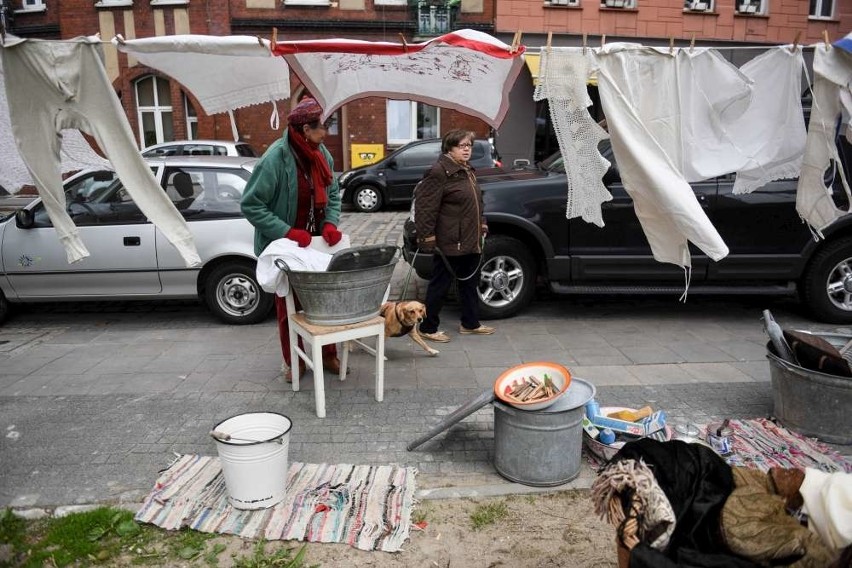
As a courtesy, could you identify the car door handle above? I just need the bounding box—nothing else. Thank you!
[124,236,141,246]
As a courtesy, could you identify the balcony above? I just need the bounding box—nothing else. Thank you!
[416,0,455,37]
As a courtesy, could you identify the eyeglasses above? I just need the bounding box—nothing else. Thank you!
[456,143,473,149]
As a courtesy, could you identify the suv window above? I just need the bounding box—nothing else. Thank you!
[397,142,441,167]
[471,141,486,161]
[236,144,257,157]
[184,144,227,156]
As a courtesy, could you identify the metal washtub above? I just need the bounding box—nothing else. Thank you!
[275,245,399,326]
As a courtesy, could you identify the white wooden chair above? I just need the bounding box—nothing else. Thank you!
[285,291,385,418]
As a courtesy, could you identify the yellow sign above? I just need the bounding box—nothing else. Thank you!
[351,144,384,168]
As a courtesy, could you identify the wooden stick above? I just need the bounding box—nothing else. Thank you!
[601,34,606,47]
[823,30,830,50]
[272,27,278,48]
[546,31,553,52]
[669,36,675,55]
[689,34,696,53]
[791,30,801,53]
[399,33,408,53]
[582,33,588,54]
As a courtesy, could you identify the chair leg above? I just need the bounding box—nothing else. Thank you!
[289,323,300,392]
[313,342,326,418]
[340,341,349,382]
[375,331,385,402]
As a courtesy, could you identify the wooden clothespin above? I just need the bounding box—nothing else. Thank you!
[115,34,126,45]
[689,34,695,53]
[823,30,830,50]
[257,36,265,48]
[546,31,553,53]
[790,31,801,53]
[272,27,278,49]
[582,33,588,54]
[510,31,523,53]
[399,33,408,53]
[601,34,606,47]
[669,37,675,55]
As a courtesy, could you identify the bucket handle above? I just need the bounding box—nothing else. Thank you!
[210,430,286,445]
[274,258,291,273]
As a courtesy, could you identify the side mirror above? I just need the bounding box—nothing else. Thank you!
[15,209,34,229]
[386,159,398,170]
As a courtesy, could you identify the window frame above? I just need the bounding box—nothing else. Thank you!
[600,0,636,8]
[808,0,834,19]
[735,0,766,15]
[135,75,174,149]
[18,0,47,12]
[683,0,713,12]
[386,100,441,146]
[546,0,580,6]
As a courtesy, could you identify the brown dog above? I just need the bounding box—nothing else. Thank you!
[379,301,439,356]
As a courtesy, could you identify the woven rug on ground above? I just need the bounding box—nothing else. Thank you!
[583,418,851,473]
[135,455,417,552]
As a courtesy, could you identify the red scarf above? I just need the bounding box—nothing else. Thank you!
[289,125,332,207]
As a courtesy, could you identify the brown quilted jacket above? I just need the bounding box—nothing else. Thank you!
[414,154,486,256]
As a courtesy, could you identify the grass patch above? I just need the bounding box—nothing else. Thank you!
[231,540,312,568]
[469,501,509,530]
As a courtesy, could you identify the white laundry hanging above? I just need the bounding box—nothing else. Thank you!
[593,43,735,269]
[1,35,200,267]
[112,34,290,117]
[0,51,110,193]
[273,29,525,128]
[796,45,852,234]
[533,48,612,227]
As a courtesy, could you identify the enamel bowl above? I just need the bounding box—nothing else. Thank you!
[494,362,572,411]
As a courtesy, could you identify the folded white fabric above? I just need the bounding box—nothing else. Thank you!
[256,235,351,297]
[800,468,852,549]
[112,34,290,115]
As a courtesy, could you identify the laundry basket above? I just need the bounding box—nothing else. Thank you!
[276,245,399,326]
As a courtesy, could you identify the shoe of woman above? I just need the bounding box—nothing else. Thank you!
[420,330,451,342]
[459,324,495,335]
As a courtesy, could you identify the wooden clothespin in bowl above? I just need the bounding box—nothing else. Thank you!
[399,33,408,53]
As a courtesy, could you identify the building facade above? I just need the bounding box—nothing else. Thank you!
[4,0,495,170]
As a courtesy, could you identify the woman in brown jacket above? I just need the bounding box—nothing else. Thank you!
[414,129,495,343]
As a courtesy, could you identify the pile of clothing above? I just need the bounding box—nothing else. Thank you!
[592,438,851,568]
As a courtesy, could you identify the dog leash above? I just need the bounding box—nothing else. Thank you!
[399,246,483,301]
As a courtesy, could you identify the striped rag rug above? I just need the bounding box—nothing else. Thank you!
[721,418,852,473]
[135,455,417,552]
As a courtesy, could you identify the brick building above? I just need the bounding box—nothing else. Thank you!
[4,0,495,170]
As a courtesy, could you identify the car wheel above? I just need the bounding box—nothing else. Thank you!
[477,236,536,319]
[204,261,274,325]
[0,289,9,325]
[352,185,383,213]
[803,237,852,324]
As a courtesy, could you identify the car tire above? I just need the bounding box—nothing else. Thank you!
[0,289,9,325]
[352,185,383,213]
[204,260,274,325]
[803,237,852,324]
[477,236,536,319]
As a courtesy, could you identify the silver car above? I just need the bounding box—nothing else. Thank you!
[141,140,257,158]
[0,156,273,325]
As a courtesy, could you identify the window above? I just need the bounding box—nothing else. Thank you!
[684,0,713,11]
[601,0,635,7]
[19,0,46,11]
[184,94,198,141]
[163,168,248,214]
[387,100,440,145]
[735,0,765,14]
[135,76,174,149]
[809,0,834,18]
[374,0,406,4]
[397,142,442,168]
[94,0,133,7]
[546,0,580,5]
[282,0,330,5]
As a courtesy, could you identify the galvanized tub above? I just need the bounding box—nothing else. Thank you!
[767,340,852,445]
[279,245,399,326]
[493,378,596,487]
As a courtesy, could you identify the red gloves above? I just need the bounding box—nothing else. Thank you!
[286,228,312,248]
[322,223,343,246]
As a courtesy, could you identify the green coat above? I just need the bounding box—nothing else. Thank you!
[240,130,341,256]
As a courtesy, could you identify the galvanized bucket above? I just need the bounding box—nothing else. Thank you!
[493,378,596,486]
[277,245,399,326]
[767,341,852,445]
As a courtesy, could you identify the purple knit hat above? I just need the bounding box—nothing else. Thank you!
[288,97,323,126]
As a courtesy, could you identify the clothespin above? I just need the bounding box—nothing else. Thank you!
[689,34,695,53]
[399,33,408,53]
[823,30,830,50]
[546,31,552,53]
[510,31,523,53]
[790,31,801,53]
[601,34,606,47]
[669,37,675,55]
[582,33,588,54]
[115,34,126,45]
[257,36,265,48]
[272,27,278,50]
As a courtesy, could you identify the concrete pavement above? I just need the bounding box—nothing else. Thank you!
[0,209,848,511]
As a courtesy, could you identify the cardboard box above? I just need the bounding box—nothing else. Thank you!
[582,417,601,439]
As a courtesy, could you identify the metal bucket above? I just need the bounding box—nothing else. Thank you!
[767,342,852,445]
[493,378,596,487]
[280,245,399,326]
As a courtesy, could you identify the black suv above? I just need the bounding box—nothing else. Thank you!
[338,138,500,213]
[403,139,852,323]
